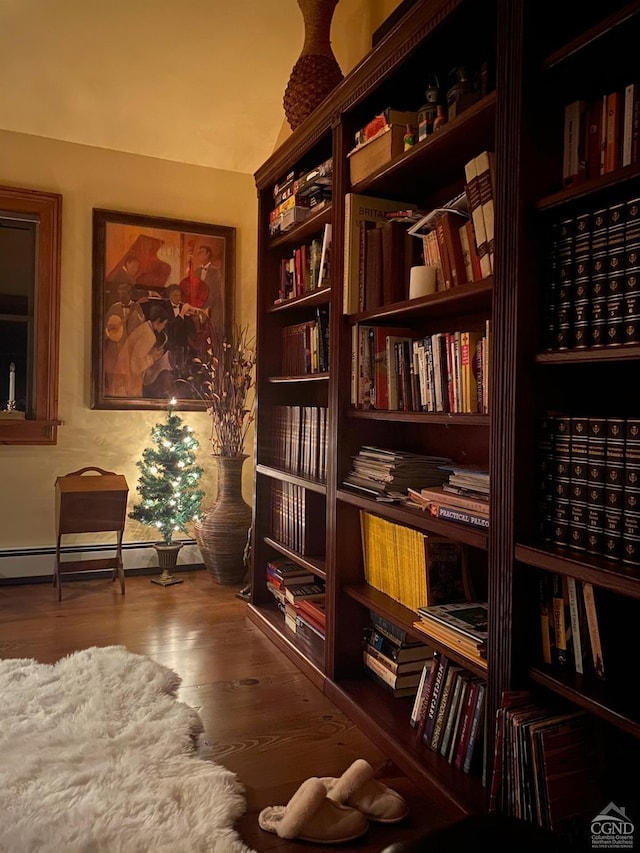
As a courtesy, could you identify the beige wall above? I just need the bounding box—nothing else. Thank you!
[0,130,256,574]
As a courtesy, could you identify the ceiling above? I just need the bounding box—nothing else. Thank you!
[0,0,400,175]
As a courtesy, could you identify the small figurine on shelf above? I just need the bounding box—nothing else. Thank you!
[403,123,416,150]
[417,74,442,140]
[446,65,480,120]
[433,105,447,132]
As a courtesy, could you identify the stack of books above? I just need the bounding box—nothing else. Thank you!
[363,612,433,698]
[409,463,489,530]
[343,446,451,500]
[414,601,488,666]
[265,559,326,655]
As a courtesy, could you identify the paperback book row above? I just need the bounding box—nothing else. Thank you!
[269,157,333,236]
[490,690,603,844]
[270,482,326,557]
[351,321,490,414]
[537,413,640,567]
[410,651,487,777]
[281,306,329,376]
[274,223,332,304]
[539,571,606,682]
[543,192,640,351]
[271,404,328,483]
[265,557,326,656]
[342,150,494,315]
[408,464,490,531]
[362,611,433,699]
[413,601,488,667]
[562,83,640,189]
[343,445,450,500]
[359,508,472,614]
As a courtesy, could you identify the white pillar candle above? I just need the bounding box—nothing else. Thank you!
[8,362,15,403]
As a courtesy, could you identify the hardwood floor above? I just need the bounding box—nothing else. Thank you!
[0,570,465,852]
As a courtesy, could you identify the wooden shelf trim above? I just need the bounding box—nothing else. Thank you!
[256,463,327,495]
[338,489,489,550]
[515,544,640,599]
[263,536,327,580]
[529,666,640,739]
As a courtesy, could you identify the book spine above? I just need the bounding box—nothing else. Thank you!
[430,503,490,529]
[581,581,605,680]
[409,661,432,727]
[566,575,583,675]
[464,156,491,278]
[463,680,486,774]
[430,664,458,751]
[550,572,569,668]
[422,655,449,744]
[475,151,495,272]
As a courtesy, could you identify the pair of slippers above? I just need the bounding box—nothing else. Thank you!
[258,758,409,845]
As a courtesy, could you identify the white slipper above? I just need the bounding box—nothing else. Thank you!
[320,759,410,824]
[258,777,369,844]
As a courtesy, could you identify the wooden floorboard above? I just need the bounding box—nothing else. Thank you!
[0,570,465,852]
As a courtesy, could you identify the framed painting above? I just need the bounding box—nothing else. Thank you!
[91,209,235,410]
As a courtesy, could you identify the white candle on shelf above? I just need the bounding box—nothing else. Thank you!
[8,362,15,404]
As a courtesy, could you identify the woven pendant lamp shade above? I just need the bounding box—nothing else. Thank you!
[284,0,343,131]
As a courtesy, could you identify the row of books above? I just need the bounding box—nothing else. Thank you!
[271,404,328,483]
[537,414,640,566]
[270,158,333,236]
[543,195,640,351]
[539,572,605,681]
[351,322,490,414]
[343,445,450,499]
[562,84,640,189]
[271,482,326,557]
[413,600,488,667]
[490,691,602,842]
[281,306,329,375]
[411,651,486,776]
[274,223,332,303]
[359,508,471,613]
[356,216,422,312]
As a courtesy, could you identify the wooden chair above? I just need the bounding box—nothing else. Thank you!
[54,467,129,601]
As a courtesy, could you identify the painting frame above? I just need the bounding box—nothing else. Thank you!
[91,208,235,411]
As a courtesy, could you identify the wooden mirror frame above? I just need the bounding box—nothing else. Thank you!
[0,186,62,445]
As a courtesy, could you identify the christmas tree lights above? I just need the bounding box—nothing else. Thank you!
[129,399,204,545]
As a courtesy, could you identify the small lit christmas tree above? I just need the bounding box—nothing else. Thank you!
[129,399,204,585]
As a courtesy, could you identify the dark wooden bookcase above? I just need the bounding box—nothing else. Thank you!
[249,0,640,832]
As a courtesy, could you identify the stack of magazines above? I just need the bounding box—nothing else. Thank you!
[343,446,451,500]
[408,463,489,529]
[413,601,488,665]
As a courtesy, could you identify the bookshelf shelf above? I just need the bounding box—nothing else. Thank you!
[246,602,325,690]
[351,93,497,201]
[348,409,490,426]
[350,279,493,323]
[535,345,640,364]
[542,0,640,71]
[266,372,330,384]
[324,676,486,814]
[256,464,327,495]
[338,490,489,550]
[528,665,640,739]
[268,286,331,314]
[535,161,640,213]
[269,204,332,249]
[515,544,640,599]
[263,536,327,581]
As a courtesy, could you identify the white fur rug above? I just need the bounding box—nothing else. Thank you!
[0,645,254,853]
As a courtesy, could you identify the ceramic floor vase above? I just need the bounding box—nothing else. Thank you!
[195,454,252,585]
[152,541,184,586]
